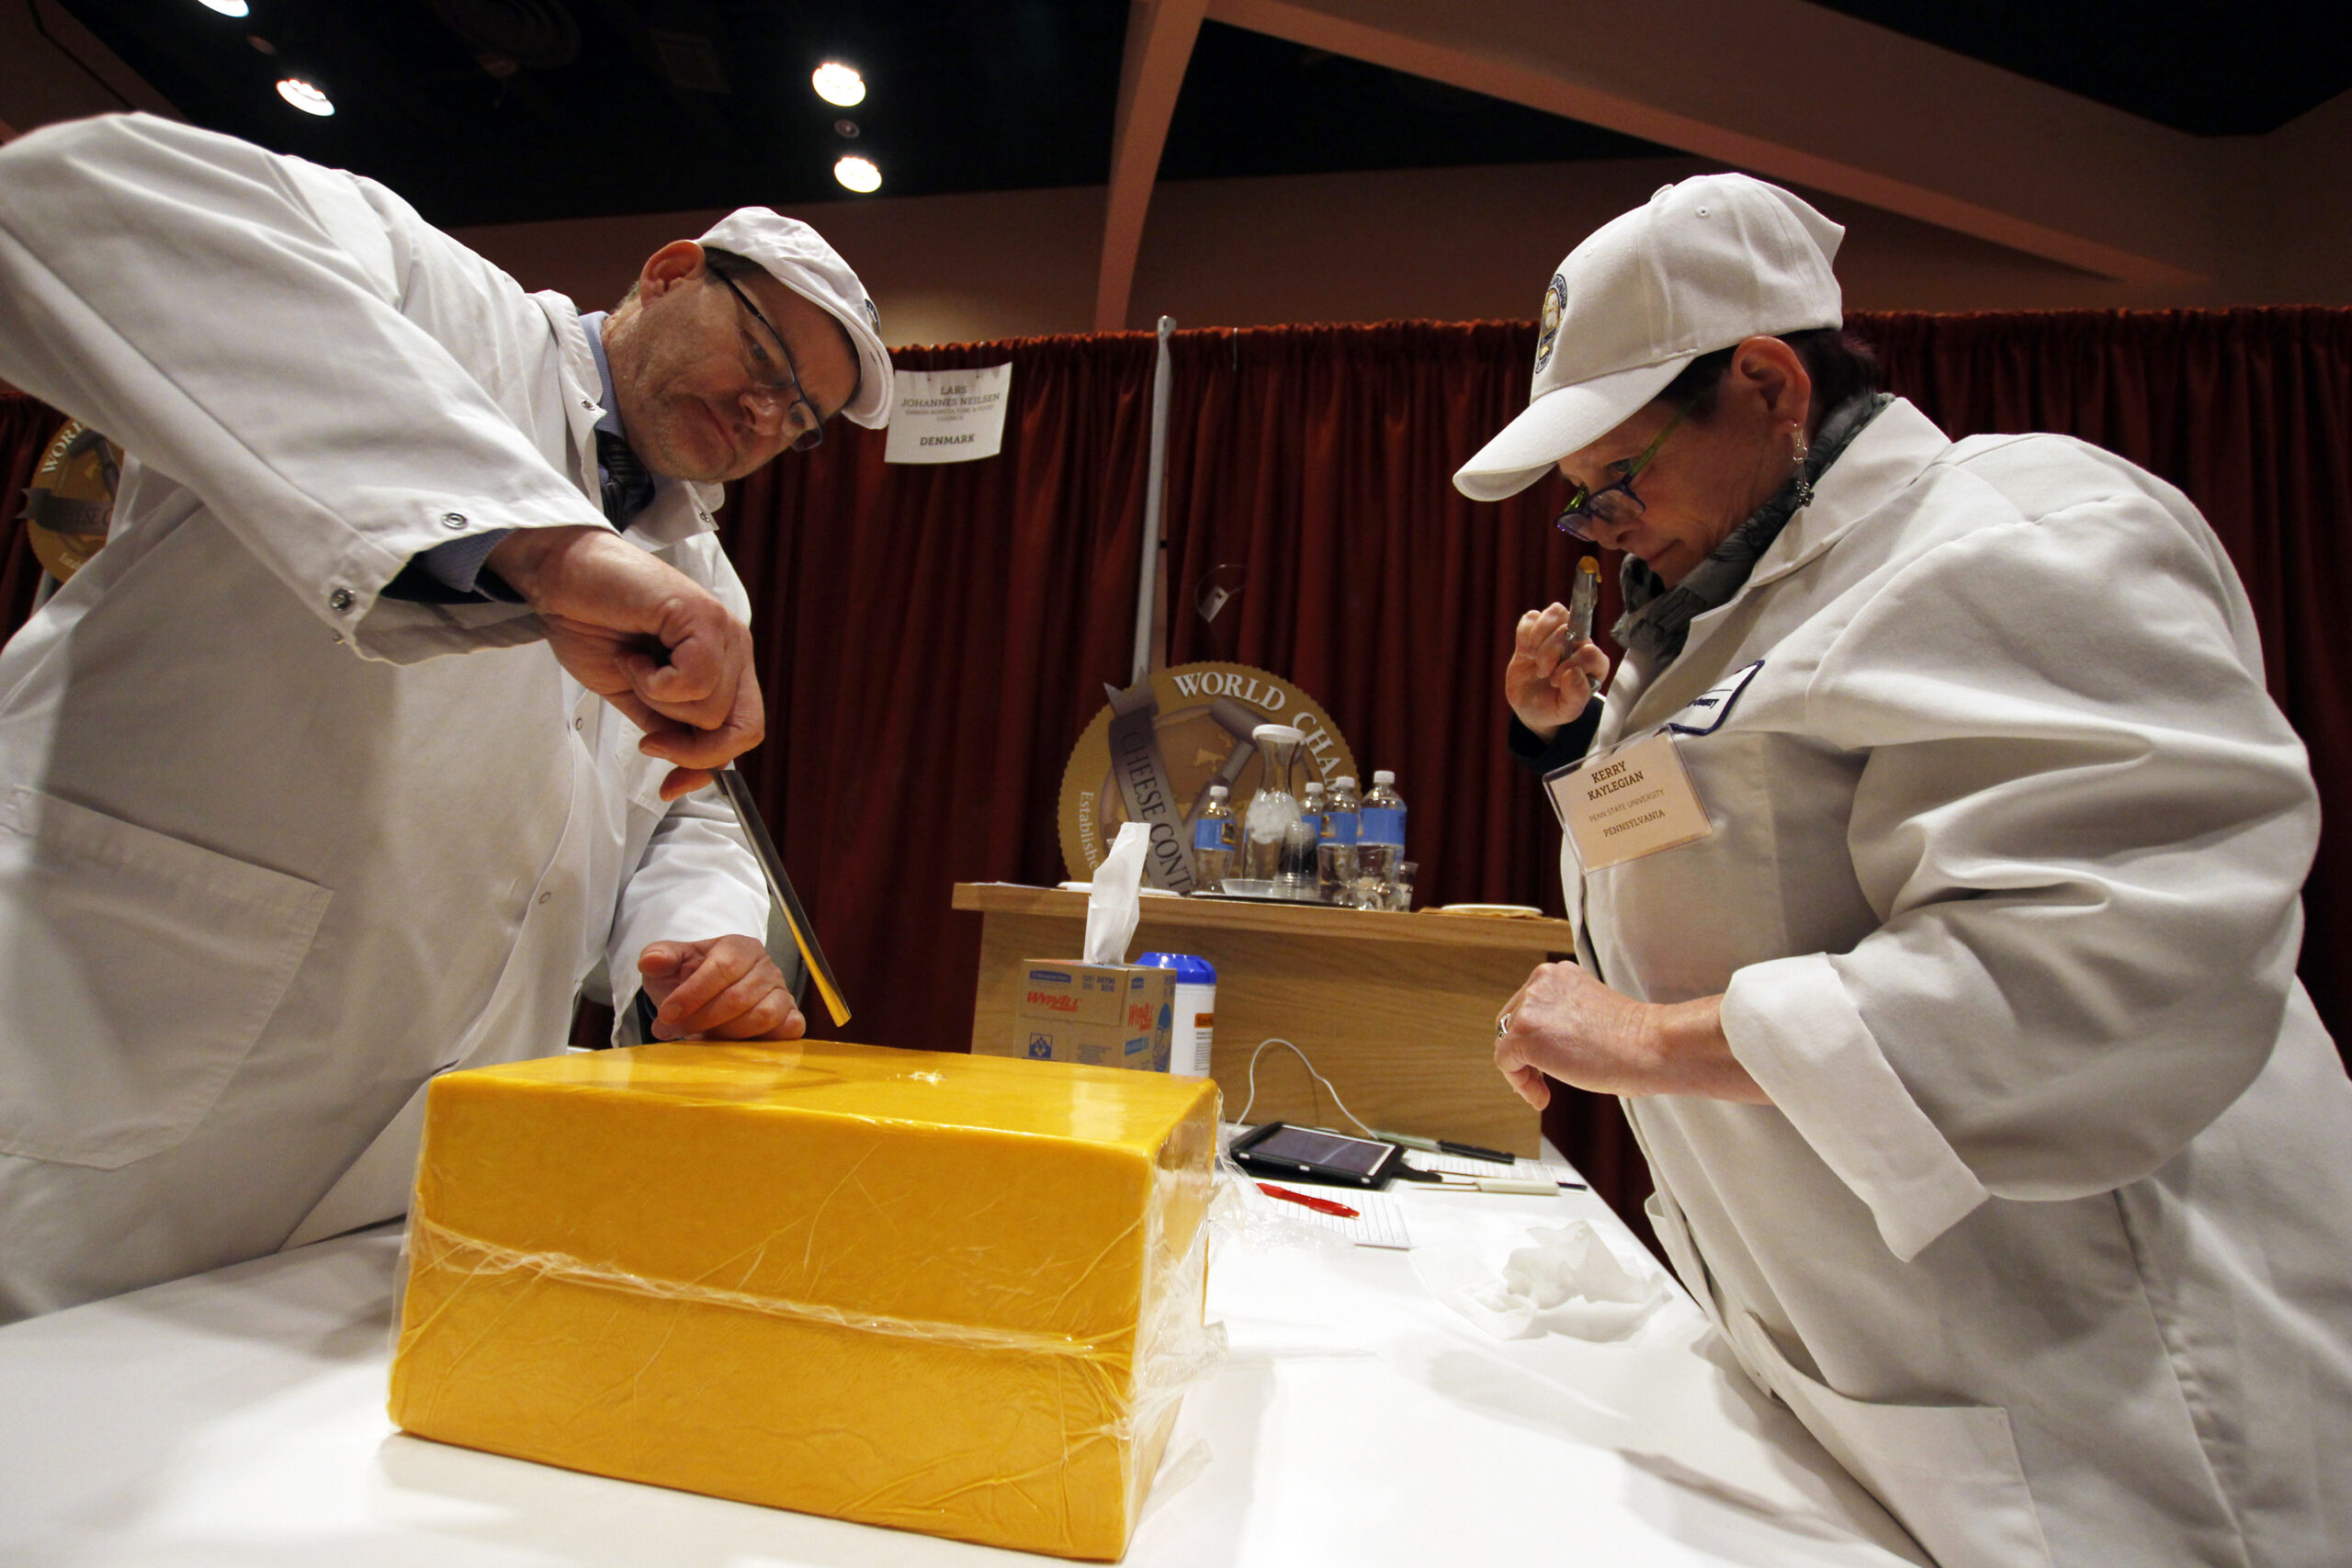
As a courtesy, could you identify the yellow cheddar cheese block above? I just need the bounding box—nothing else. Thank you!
[389,1040,1220,1561]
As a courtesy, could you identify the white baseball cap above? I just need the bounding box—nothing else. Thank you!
[1453,175,1845,502]
[697,208,894,428]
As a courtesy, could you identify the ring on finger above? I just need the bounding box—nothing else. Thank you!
[1495,1010,1513,1036]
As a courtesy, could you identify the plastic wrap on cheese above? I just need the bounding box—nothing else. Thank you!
[387,1040,1221,1561]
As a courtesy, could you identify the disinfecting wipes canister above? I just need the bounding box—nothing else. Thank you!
[1136,952,1216,1077]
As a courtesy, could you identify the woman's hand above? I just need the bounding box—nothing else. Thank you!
[1507,604,1611,740]
[1492,962,1767,1108]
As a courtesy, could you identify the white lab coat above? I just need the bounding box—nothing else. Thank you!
[1564,398,2352,1566]
[0,116,768,1319]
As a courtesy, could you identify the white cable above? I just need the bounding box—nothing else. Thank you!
[1230,1038,1379,1139]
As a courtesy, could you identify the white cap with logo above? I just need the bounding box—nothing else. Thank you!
[696,207,895,429]
[1453,175,1845,502]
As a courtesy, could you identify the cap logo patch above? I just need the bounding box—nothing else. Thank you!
[862,297,881,332]
[1534,274,1566,374]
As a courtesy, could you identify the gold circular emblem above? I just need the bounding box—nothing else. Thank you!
[21,421,120,582]
[1057,661,1358,889]
[1534,273,1567,374]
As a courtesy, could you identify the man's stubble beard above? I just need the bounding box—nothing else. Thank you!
[605,313,738,484]
[613,354,734,484]
[637,396,735,484]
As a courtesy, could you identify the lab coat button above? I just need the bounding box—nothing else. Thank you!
[441,512,468,529]
[572,716,584,731]
[328,588,354,612]
[536,892,551,906]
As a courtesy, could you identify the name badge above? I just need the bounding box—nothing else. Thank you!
[1546,730,1714,872]
[1665,659,1763,738]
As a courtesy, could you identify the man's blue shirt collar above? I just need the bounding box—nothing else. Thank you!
[581,310,627,443]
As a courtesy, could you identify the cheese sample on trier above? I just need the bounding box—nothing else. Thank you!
[388,1040,1219,1561]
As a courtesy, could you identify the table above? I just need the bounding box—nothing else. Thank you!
[0,1169,1928,1567]
[956,883,1576,1156]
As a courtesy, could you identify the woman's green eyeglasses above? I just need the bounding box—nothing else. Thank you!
[1555,403,1690,540]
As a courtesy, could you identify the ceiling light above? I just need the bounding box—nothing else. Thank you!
[812,62,865,107]
[198,0,250,16]
[833,155,880,194]
[277,78,335,117]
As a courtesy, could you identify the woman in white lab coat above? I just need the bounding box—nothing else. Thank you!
[0,116,887,1320]
[1458,174,2352,1567]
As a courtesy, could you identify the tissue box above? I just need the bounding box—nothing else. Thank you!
[388,1040,1219,1562]
[988,960,1174,1072]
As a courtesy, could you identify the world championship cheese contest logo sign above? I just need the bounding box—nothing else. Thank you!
[1058,662,1358,891]
[18,420,119,582]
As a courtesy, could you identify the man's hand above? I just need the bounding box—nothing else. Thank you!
[1493,962,1767,1109]
[638,935,805,1041]
[1506,604,1611,741]
[489,525,763,799]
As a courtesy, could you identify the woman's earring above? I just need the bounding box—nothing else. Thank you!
[1791,427,1815,506]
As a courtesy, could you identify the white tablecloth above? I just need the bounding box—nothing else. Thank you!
[0,1174,1928,1566]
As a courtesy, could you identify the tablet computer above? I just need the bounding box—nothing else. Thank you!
[1228,1122,1401,1190]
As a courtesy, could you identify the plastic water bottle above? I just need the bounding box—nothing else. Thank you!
[1136,953,1216,1077]
[1319,774,1361,904]
[1191,784,1236,891]
[1276,780,1323,900]
[1358,770,1408,902]
[1296,782,1328,902]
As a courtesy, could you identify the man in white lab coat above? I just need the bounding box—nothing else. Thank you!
[0,114,894,1320]
[1464,175,2352,1566]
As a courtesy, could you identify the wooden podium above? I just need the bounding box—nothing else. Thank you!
[952,884,1576,1156]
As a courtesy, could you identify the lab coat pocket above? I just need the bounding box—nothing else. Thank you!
[1733,1312,2052,1568]
[0,787,331,1168]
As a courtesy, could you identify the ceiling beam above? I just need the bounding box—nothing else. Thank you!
[1097,0,1209,332]
[1209,0,2219,287]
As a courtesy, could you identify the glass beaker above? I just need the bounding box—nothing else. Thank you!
[1240,724,1306,884]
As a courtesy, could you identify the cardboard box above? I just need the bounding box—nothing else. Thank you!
[388,1040,1219,1562]
[988,960,1174,1072]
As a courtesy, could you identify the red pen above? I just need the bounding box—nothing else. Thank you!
[1257,1181,1360,1219]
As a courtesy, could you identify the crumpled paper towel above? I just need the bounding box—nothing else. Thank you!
[1084,821,1150,965]
[1413,1219,1667,1342]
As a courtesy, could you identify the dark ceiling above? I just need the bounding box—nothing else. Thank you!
[48,0,2352,231]
[54,0,1133,226]
[1804,0,2350,138]
[1158,23,1673,183]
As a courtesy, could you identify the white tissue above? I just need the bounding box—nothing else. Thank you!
[1084,821,1150,965]
[1414,1219,1666,1342]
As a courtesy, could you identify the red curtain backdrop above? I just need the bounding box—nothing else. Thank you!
[718,334,1164,1060]
[7,312,2349,1242]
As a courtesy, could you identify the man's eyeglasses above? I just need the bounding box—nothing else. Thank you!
[712,268,824,453]
[1554,403,1690,540]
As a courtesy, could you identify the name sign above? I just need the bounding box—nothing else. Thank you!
[1546,730,1714,873]
[884,363,1012,464]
